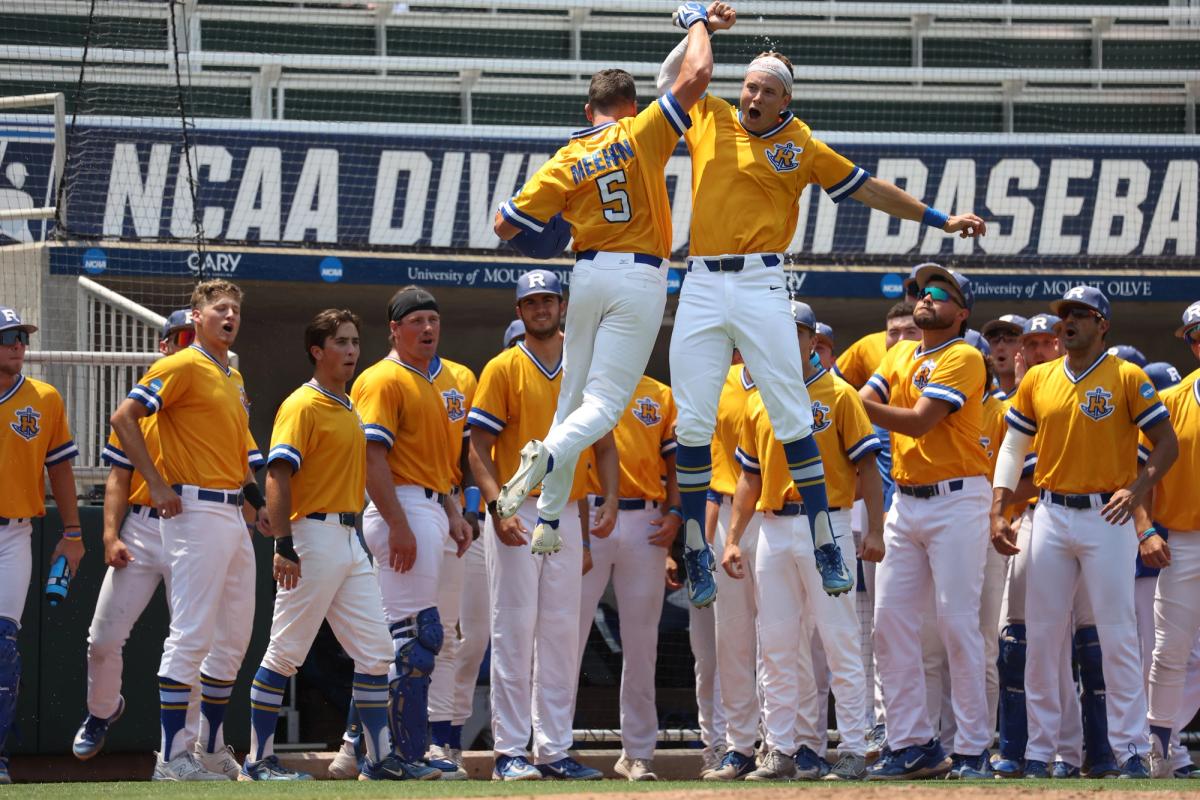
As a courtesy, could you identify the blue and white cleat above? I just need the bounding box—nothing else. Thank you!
[703,749,755,781]
[1051,761,1080,779]
[947,751,992,779]
[238,755,313,781]
[866,739,951,780]
[72,695,125,760]
[536,756,603,781]
[359,754,440,781]
[492,754,541,781]
[427,744,467,780]
[815,541,853,596]
[682,521,717,608]
[1085,754,1120,778]
[1117,754,1150,779]
[0,757,10,785]
[497,440,550,519]
[991,757,1024,778]
[1022,759,1050,778]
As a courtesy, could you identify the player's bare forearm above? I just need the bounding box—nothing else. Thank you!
[102,466,131,547]
[703,497,718,545]
[110,399,166,492]
[859,395,951,438]
[595,432,619,504]
[364,442,408,528]
[458,445,477,494]
[727,470,761,547]
[671,12,714,111]
[664,453,682,510]
[265,462,294,540]
[493,211,519,242]
[990,486,1015,517]
[851,177,987,237]
[47,459,80,529]
[468,429,502,502]
[858,453,884,533]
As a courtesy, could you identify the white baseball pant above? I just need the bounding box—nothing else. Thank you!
[485,496,583,762]
[429,533,465,724]
[1148,532,1200,745]
[0,520,32,624]
[450,535,489,725]
[670,256,814,448]
[537,251,667,521]
[786,510,869,757]
[711,499,762,755]
[687,601,726,750]
[362,485,448,621]
[1135,575,1156,683]
[575,501,666,759]
[874,476,991,754]
[259,518,392,678]
[853,501,886,729]
[1024,500,1149,763]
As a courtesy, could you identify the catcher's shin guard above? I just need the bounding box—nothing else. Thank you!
[997,623,1027,761]
[389,608,443,762]
[1074,625,1111,768]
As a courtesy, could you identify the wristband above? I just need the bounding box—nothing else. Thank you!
[582,540,591,551]
[243,481,266,511]
[465,486,482,515]
[921,206,949,229]
[61,527,82,541]
[667,506,683,520]
[487,499,498,517]
[1139,527,1160,543]
[275,535,299,562]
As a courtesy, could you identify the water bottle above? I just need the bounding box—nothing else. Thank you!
[46,555,71,606]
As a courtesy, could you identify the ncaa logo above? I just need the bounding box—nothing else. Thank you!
[442,388,466,422]
[880,274,904,299]
[810,400,832,433]
[319,256,343,283]
[633,397,661,427]
[765,142,802,173]
[912,359,937,390]
[1080,386,1114,421]
[11,405,40,440]
[82,247,107,275]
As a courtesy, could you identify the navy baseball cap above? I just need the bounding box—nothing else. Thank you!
[1144,361,1182,392]
[790,300,817,331]
[815,321,835,344]
[0,306,37,334]
[981,314,1027,339]
[1022,313,1060,337]
[1107,344,1148,367]
[516,269,563,300]
[160,308,192,340]
[915,264,974,310]
[503,319,525,349]
[1050,286,1111,320]
[964,328,991,357]
[1174,300,1200,339]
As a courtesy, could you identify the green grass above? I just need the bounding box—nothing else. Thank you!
[0,780,1188,799]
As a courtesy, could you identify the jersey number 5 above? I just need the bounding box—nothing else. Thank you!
[597,170,631,223]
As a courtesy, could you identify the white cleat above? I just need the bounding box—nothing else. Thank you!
[195,744,242,780]
[529,522,563,555]
[427,744,469,780]
[152,751,231,781]
[1149,738,1172,779]
[615,755,657,781]
[497,440,550,518]
[328,739,361,780]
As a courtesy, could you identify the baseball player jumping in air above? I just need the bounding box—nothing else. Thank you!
[0,307,81,786]
[351,287,472,780]
[859,266,991,780]
[75,310,265,777]
[468,271,617,781]
[723,301,882,782]
[491,2,723,559]
[109,281,266,782]
[992,287,1177,779]
[242,309,423,781]
[658,15,987,610]
[1146,300,1200,778]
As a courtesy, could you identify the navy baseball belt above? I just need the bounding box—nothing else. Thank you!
[1039,490,1114,510]
[575,249,663,268]
[772,503,844,517]
[423,488,447,504]
[129,504,160,519]
[592,497,658,511]
[0,517,30,526]
[689,254,782,272]
[172,484,243,506]
[306,512,357,526]
[897,479,964,499]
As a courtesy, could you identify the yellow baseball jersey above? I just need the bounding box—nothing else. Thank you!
[980,394,1008,480]
[684,94,868,256]
[710,365,756,497]
[469,343,593,501]
[0,375,77,518]
[737,369,881,511]
[1142,369,1200,531]
[1007,353,1168,495]
[352,356,453,495]
[867,337,989,485]
[500,91,691,258]
[836,330,888,389]
[129,344,256,489]
[432,357,477,487]
[605,375,676,503]
[268,382,366,521]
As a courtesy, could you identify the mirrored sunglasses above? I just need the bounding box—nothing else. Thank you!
[0,329,30,346]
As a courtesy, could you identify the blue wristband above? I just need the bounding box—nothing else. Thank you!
[1139,527,1160,543]
[922,207,949,229]
[465,486,482,515]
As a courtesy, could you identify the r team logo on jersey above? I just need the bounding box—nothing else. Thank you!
[10,405,40,440]
[912,359,937,391]
[633,396,661,427]
[441,388,466,422]
[765,142,802,173]
[810,400,832,433]
[1081,386,1115,421]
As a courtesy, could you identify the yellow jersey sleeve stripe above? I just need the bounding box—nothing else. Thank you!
[735,446,761,474]
[846,434,883,463]
[826,166,870,203]
[1005,407,1037,436]
[467,407,504,434]
[101,443,134,470]
[128,384,161,413]
[1134,402,1169,429]
[362,424,395,449]
[499,200,546,233]
[268,444,302,471]
[45,440,79,466]
[656,91,691,137]
[922,383,967,409]
[865,374,889,402]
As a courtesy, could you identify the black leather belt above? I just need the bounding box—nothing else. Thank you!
[593,497,658,511]
[695,254,781,272]
[897,479,964,499]
[1040,490,1114,510]
[575,249,662,268]
[172,484,243,506]
[306,512,357,526]
[772,503,844,516]
[423,488,447,503]
[0,517,30,526]
[130,504,160,519]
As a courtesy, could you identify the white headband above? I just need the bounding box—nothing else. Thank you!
[745,56,793,95]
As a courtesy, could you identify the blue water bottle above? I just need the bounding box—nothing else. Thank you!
[46,555,71,606]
